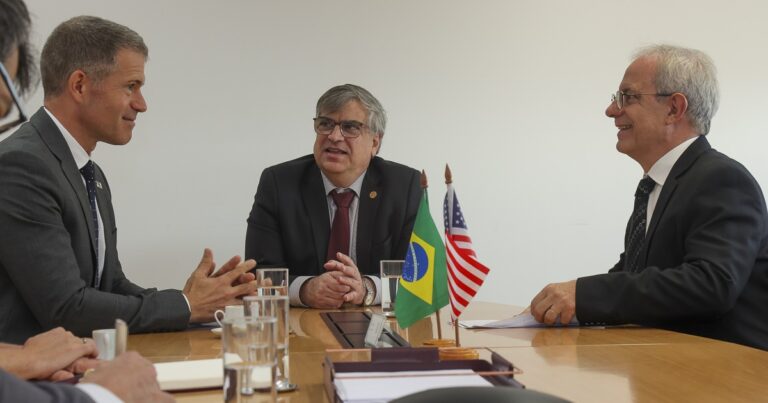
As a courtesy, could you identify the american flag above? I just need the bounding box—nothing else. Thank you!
[443,182,490,320]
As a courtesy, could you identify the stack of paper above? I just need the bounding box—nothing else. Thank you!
[154,358,222,391]
[458,312,579,329]
[334,369,492,403]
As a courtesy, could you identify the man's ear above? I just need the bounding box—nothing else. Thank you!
[666,92,688,124]
[372,133,382,156]
[67,70,89,104]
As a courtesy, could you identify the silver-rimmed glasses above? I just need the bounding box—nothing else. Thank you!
[313,117,368,138]
[610,90,674,110]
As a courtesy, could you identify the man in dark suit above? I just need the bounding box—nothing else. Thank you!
[246,84,421,308]
[530,45,768,350]
[0,16,258,344]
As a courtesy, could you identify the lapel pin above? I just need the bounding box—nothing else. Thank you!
[96,181,103,189]
[369,191,377,199]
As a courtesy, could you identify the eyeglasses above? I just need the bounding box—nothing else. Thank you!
[313,117,368,138]
[0,62,28,134]
[611,90,674,110]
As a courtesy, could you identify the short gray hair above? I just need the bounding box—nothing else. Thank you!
[316,84,387,136]
[634,44,719,135]
[41,16,148,97]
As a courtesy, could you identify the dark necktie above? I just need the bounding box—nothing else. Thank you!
[624,176,656,272]
[326,190,355,261]
[79,160,100,286]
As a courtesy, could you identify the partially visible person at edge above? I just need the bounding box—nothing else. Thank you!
[0,0,35,132]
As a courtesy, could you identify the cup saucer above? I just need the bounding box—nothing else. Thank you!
[211,327,222,336]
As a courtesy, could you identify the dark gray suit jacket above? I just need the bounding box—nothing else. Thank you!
[0,369,94,403]
[245,154,421,282]
[577,136,768,350]
[0,108,189,343]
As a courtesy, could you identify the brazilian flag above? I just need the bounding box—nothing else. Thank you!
[395,189,448,329]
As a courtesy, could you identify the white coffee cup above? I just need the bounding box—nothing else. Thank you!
[214,305,245,327]
[92,328,116,360]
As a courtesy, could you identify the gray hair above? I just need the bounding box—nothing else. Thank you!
[316,84,387,136]
[0,0,36,96]
[634,44,719,135]
[41,16,148,97]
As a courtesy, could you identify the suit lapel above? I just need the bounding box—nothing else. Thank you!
[641,136,711,267]
[357,159,382,270]
[32,109,99,265]
[301,164,330,274]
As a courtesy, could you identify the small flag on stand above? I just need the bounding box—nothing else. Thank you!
[444,165,490,320]
[395,171,449,329]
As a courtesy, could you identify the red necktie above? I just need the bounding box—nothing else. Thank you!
[326,190,355,261]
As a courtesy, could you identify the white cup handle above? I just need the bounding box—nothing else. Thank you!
[214,310,225,327]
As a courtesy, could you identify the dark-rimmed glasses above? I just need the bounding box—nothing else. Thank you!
[313,117,368,138]
[611,90,674,110]
[0,62,28,134]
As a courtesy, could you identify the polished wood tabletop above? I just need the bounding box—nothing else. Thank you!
[128,302,768,402]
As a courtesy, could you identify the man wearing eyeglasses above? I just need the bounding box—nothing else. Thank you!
[0,0,34,135]
[245,84,421,309]
[529,45,768,350]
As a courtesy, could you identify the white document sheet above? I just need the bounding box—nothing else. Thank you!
[154,358,222,391]
[334,369,492,403]
[458,312,579,329]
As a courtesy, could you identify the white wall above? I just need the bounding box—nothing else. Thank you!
[12,0,768,307]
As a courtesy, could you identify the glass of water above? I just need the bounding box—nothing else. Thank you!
[243,294,295,392]
[256,268,289,296]
[380,260,404,317]
[221,316,277,403]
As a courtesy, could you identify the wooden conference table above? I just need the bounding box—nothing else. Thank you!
[129,302,768,402]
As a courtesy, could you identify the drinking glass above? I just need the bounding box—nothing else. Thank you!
[244,294,295,392]
[256,268,288,296]
[380,260,404,317]
[221,316,277,403]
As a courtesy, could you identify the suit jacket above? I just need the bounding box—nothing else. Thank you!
[0,108,189,344]
[577,136,768,350]
[0,369,94,403]
[245,155,421,284]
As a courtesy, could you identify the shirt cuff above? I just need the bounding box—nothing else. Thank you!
[289,275,382,306]
[76,383,124,403]
[289,276,313,307]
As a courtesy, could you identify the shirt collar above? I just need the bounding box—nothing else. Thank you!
[43,107,91,170]
[647,136,699,186]
[321,171,366,197]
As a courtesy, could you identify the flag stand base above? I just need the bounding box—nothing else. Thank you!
[422,338,455,347]
[422,339,480,360]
